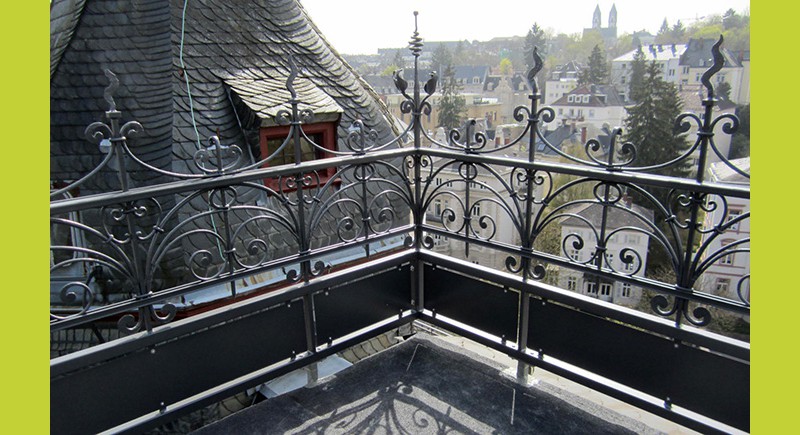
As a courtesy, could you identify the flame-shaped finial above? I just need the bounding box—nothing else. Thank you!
[700,35,725,99]
[103,69,119,112]
[409,11,423,57]
[526,47,543,94]
[286,55,298,100]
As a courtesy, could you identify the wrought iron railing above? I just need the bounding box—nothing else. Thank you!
[51,13,749,434]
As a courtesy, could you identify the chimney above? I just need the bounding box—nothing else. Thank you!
[581,127,587,144]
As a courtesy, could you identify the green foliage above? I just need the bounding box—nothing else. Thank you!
[392,50,404,70]
[437,63,466,130]
[686,10,749,51]
[499,58,513,75]
[523,23,547,67]
[380,64,399,77]
[656,18,687,44]
[717,81,732,100]
[431,44,453,75]
[579,44,609,85]
[628,46,647,103]
[624,61,689,177]
[729,104,750,159]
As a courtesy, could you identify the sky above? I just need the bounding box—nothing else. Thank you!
[300,0,750,55]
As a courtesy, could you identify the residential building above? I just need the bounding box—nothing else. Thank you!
[544,61,583,105]
[558,202,653,306]
[679,39,746,104]
[699,158,750,306]
[611,39,746,104]
[549,85,626,132]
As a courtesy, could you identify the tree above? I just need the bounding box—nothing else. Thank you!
[391,50,405,70]
[717,81,732,100]
[671,20,686,41]
[624,61,689,177]
[523,23,547,67]
[729,104,750,159]
[438,63,466,130]
[431,44,453,76]
[579,44,608,85]
[628,45,647,103]
[658,18,669,36]
[499,58,513,75]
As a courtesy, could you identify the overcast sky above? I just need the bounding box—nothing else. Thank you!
[300,0,750,55]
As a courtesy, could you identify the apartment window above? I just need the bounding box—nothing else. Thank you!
[695,73,701,82]
[600,283,612,296]
[567,95,574,103]
[567,276,577,291]
[581,95,588,103]
[620,283,632,298]
[727,209,742,231]
[569,248,580,261]
[434,199,442,217]
[621,63,627,69]
[558,108,563,115]
[719,240,735,265]
[435,177,443,186]
[588,109,595,118]
[715,278,731,294]
[585,282,597,294]
[625,234,640,244]
[623,260,635,272]
[260,122,337,190]
[473,77,480,84]
[471,203,481,217]
[682,66,690,74]
[605,253,614,267]
[668,69,675,76]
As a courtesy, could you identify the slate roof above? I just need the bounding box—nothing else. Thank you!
[679,39,742,69]
[50,0,398,191]
[551,85,625,107]
[453,65,489,82]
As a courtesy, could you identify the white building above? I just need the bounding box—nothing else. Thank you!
[611,39,747,104]
[549,85,626,132]
[544,61,583,106]
[699,157,750,305]
[558,201,653,306]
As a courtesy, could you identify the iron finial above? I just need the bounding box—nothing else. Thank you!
[526,47,543,94]
[286,55,299,100]
[103,69,119,112]
[700,35,725,99]
[409,12,423,57]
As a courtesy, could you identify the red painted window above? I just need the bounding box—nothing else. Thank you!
[259,122,337,191]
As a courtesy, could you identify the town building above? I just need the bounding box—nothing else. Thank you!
[549,84,626,132]
[611,39,746,104]
[699,157,750,306]
[544,61,583,105]
[558,201,653,306]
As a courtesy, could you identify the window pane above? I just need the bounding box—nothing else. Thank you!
[266,133,323,165]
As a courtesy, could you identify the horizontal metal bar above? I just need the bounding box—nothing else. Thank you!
[50,227,413,332]
[105,314,417,435]
[418,313,742,435]
[51,148,416,214]
[51,250,415,377]
[422,148,750,199]
[418,251,749,361]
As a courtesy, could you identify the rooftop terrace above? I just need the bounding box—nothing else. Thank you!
[50,6,749,434]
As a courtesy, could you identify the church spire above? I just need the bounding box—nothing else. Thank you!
[609,3,617,29]
[593,4,601,29]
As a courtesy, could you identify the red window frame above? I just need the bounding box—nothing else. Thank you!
[259,122,338,191]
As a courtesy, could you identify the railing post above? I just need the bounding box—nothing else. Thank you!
[409,11,425,313]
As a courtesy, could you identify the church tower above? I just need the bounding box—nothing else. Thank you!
[609,3,617,29]
[593,5,601,29]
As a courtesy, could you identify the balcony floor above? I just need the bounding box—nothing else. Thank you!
[194,333,660,434]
